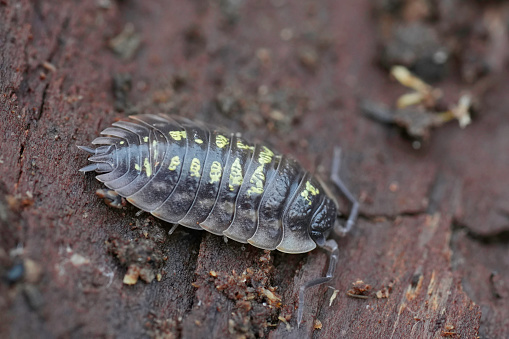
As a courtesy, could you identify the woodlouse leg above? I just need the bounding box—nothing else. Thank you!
[298,239,339,327]
[330,147,359,235]
[96,189,125,209]
[168,224,178,235]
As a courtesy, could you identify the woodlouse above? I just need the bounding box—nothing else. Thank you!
[79,114,359,325]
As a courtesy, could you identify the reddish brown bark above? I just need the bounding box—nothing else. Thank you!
[1,0,508,338]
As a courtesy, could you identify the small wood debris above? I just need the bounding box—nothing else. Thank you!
[389,182,399,192]
[376,282,394,299]
[107,222,168,285]
[441,323,458,337]
[347,280,372,299]
[42,61,56,72]
[123,265,140,285]
[278,316,291,331]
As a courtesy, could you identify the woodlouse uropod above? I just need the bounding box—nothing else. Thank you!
[79,114,359,325]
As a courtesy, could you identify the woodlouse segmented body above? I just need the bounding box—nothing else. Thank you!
[80,114,359,325]
[80,114,340,254]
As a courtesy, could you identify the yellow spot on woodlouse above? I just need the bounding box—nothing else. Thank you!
[229,158,243,191]
[246,147,274,196]
[168,156,181,171]
[190,158,201,178]
[120,141,125,145]
[144,158,152,177]
[195,138,203,144]
[143,136,149,142]
[134,163,141,171]
[258,146,274,164]
[247,165,265,196]
[209,161,222,184]
[216,135,229,148]
[169,131,187,140]
[237,141,255,151]
[301,181,319,205]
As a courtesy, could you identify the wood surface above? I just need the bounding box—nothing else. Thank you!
[1,1,508,338]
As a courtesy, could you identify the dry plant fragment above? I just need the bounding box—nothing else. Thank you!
[391,66,442,108]
[363,65,473,144]
[450,94,472,128]
[329,288,339,306]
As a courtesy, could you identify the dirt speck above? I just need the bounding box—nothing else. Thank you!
[199,251,283,338]
[347,279,372,299]
[107,218,168,285]
[145,312,179,339]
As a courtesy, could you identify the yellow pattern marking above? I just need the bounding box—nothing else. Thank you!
[195,138,203,144]
[246,147,274,196]
[143,136,149,142]
[301,181,320,205]
[258,146,274,164]
[168,156,181,171]
[144,158,152,177]
[120,141,125,145]
[229,158,243,191]
[190,158,201,178]
[237,141,255,151]
[169,131,187,140]
[209,161,222,184]
[216,135,229,148]
[247,165,265,196]
[134,163,141,171]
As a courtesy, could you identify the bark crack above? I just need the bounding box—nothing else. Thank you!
[36,83,49,122]
[357,210,427,222]
[16,144,25,186]
[452,220,509,244]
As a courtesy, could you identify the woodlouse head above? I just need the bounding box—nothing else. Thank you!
[309,197,337,246]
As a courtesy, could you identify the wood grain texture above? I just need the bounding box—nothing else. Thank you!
[1,0,507,338]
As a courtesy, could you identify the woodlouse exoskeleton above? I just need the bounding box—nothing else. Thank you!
[79,114,359,325]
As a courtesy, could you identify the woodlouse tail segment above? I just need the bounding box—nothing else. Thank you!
[78,145,115,173]
[297,239,339,327]
[79,163,113,173]
[330,147,359,236]
[77,145,97,154]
